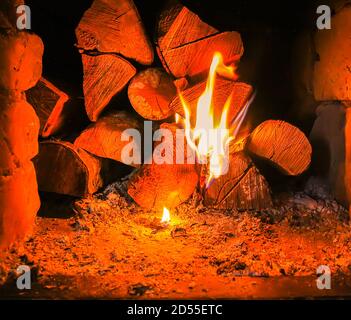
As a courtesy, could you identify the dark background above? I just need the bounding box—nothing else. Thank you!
[25,0,326,132]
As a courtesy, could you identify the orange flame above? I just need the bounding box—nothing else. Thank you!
[178,52,237,186]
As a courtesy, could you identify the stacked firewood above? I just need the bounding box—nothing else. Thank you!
[0,0,43,247]
[32,0,312,211]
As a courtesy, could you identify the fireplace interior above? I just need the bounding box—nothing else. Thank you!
[1,0,351,299]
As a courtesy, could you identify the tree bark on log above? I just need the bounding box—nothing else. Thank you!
[74,111,142,168]
[76,0,154,65]
[246,120,312,176]
[26,77,70,138]
[81,53,136,121]
[34,141,103,197]
[157,2,243,78]
[127,123,198,210]
[128,68,177,120]
[205,152,272,211]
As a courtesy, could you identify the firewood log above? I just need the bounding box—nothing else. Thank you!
[205,152,272,211]
[26,78,70,138]
[246,120,312,176]
[314,6,351,100]
[0,162,40,248]
[345,107,351,212]
[74,111,142,168]
[34,141,103,197]
[0,92,40,248]
[0,92,40,167]
[0,31,43,91]
[0,2,42,247]
[157,2,243,78]
[128,68,177,120]
[127,123,198,210]
[76,0,153,65]
[170,79,253,127]
[81,53,136,121]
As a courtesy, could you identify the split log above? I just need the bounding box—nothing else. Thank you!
[205,152,272,211]
[26,78,70,137]
[157,1,217,49]
[345,107,351,212]
[81,53,136,121]
[128,68,177,120]
[0,92,40,248]
[0,92,40,166]
[0,3,42,247]
[76,0,153,65]
[34,141,103,197]
[246,120,312,176]
[0,162,40,248]
[314,6,351,100]
[157,2,243,78]
[74,111,142,168]
[170,79,253,127]
[127,123,198,210]
[0,31,43,91]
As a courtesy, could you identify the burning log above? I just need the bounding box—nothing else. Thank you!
[205,152,272,210]
[34,141,103,197]
[246,120,312,176]
[81,53,136,121]
[127,123,198,210]
[170,79,253,126]
[74,111,142,168]
[76,0,154,65]
[157,2,243,78]
[26,78,70,138]
[128,68,177,120]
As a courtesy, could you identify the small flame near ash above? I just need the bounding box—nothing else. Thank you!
[161,207,171,224]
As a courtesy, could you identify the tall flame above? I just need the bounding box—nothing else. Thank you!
[178,52,238,186]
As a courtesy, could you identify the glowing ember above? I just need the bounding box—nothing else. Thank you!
[178,52,237,187]
[161,207,171,224]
